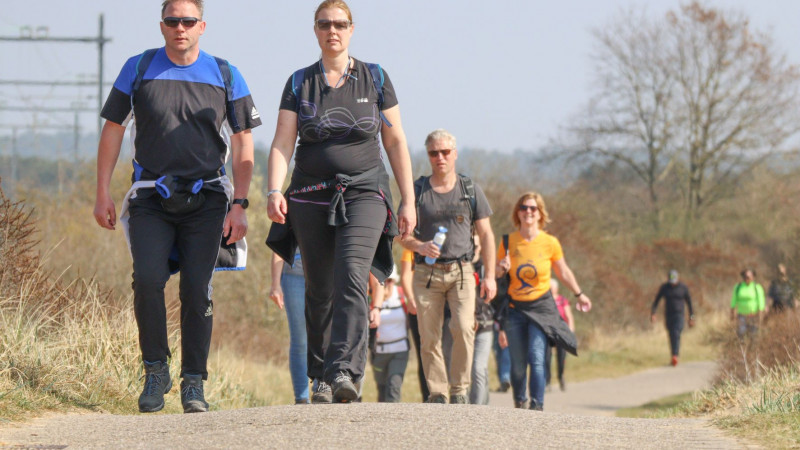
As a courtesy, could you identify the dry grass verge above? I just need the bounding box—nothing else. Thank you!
[0,186,264,422]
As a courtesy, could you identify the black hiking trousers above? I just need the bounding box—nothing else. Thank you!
[289,195,386,385]
[128,190,228,380]
[666,315,685,357]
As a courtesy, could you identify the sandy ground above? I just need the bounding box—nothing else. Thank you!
[0,361,757,449]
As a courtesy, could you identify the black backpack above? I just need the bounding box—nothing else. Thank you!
[413,174,477,231]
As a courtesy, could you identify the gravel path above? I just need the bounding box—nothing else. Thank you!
[0,361,755,449]
[489,360,717,415]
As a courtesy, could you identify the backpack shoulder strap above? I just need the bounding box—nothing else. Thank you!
[131,48,159,108]
[365,62,392,127]
[291,67,306,101]
[458,174,477,223]
[214,56,241,134]
[413,175,428,235]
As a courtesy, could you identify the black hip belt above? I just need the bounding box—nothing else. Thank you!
[415,254,470,271]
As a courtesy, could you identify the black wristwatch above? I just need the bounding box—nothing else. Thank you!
[232,198,249,209]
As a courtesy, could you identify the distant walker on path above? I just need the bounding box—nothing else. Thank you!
[650,269,695,367]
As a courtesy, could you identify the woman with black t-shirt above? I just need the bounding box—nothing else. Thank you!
[266,0,415,404]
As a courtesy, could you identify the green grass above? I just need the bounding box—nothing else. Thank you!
[616,392,695,418]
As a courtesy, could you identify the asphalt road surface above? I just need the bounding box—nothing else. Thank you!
[0,361,755,449]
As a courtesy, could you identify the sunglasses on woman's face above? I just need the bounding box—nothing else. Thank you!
[316,19,351,31]
[519,205,538,212]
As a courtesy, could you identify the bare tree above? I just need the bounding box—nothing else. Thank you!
[566,2,800,232]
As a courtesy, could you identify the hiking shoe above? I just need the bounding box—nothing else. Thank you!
[180,374,209,413]
[514,400,528,409]
[311,379,332,404]
[332,372,358,403]
[449,394,468,404]
[671,355,679,366]
[498,381,511,392]
[295,398,310,405]
[138,361,172,413]
[425,394,447,404]
[529,400,543,411]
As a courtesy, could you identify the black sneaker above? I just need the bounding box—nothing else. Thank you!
[332,371,358,403]
[311,379,332,404]
[498,381,511,393]
[449,394,468,404]
[138,361,172,413]
[181,374,209,413]
[425,394,447,404]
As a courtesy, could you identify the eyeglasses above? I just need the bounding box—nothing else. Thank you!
[163,16,200,28]
[427,149,452,158]
[519,205,539,212]
[315,19,352,31]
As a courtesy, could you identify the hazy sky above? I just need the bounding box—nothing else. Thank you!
[1,1,799,153]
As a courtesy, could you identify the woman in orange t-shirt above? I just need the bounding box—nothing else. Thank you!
[496,192,591,411]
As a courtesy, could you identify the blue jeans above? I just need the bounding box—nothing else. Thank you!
[505,307,547,408]
[281,272,309,402]
[470,329,493,404]
[493,328,511,384]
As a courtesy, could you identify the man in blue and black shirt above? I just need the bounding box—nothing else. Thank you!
[93,0,261,413]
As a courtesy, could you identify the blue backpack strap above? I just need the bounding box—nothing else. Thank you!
[214,56,241,134]
[131,48,159,110]
[366,62,392,128]
[291,67,306,103]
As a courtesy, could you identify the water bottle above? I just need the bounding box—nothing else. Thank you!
[425,226,448,265]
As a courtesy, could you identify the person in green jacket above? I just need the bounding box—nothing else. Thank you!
[730,268,766,339]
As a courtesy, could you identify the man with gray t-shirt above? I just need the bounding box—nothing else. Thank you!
[401,129,496,404]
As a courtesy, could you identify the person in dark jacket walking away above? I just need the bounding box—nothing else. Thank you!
[767,263,796,313]
[650,270,695,367]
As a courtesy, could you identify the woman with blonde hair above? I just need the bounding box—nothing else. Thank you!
[497,192,591,410]
[266,0,415,404]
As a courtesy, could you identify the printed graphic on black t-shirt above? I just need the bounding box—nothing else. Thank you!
[279,58,398,180]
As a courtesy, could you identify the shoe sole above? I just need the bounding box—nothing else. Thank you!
[311,393,332,404]
[183,401,208,413]
[138,379,172,413]
[333,383,358,403]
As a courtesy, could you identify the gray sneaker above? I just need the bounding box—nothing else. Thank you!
[138,361,172,413]
[181,374,209,413]
[311,379,332,404]
[449,394,468,404]
[332,371,358,403]
[425,394,447,404]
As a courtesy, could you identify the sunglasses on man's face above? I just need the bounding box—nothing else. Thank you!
[163,16,200,28]
[316,19,352,31]
[427,149,452,158]
[519,205,539,212]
